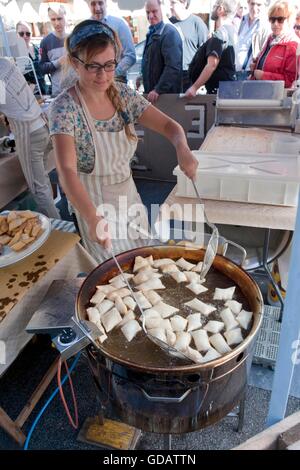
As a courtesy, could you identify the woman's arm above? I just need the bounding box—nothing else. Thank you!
[138,105,198,180]
[52,134,111,248]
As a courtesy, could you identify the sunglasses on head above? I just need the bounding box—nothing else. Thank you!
[269,16,286,24]
[18,31,31,37]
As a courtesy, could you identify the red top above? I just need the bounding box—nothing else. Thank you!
[253,33,300,88]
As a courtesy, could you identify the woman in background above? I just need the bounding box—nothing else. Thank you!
[252,1,299,88]
[16,21,47,95]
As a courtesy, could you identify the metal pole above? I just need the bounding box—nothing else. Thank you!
[0,16,11,57]
[266,189,300,426]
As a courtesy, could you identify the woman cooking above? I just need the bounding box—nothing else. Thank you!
[252,1,299,88]
[49,20,198,263]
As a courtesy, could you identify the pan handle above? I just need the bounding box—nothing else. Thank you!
[140,387,192,403]
[222,239,247,267]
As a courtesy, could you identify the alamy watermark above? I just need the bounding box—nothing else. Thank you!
[94,198,206,245]
[0,340,6,365]
[291,340,300,366]
[0,79,5,105]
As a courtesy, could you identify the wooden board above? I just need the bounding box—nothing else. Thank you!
[77,417,141,450]
[0,230,80,322]
[233,410,300,450]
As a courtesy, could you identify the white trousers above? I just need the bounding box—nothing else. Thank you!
[30,125,60,219]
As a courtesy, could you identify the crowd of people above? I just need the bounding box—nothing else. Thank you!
[7,0,300,99]
[1,0,300,262]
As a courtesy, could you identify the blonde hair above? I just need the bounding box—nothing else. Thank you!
[268,1,296,23]
[66,21,136,143]
[48,5,66,16]
[16,21,31,32]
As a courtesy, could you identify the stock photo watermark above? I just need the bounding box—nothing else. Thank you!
[0,340,6,365]
[0,79,5,105]
[95,198,206,244]
[291,340,300,366]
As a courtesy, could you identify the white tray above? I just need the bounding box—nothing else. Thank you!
[174,151,300,206]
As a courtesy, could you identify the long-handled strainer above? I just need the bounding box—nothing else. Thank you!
[108,246,192,362]
[191,181,219,280]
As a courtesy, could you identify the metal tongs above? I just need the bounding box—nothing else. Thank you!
[109,246,192,362]
[192,181,219,280]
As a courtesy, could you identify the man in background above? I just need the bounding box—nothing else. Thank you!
[185,0,238,96]
[88,0,136,82]
[235,0,269,80]
[233,0,248,32]
[169,0,208,92]
[39,5,67,97]
[141,0,182,103]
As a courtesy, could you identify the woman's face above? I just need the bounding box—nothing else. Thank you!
[294,18,300,39]
[17,24,31,46]
[73,44,116,92]
[269,10,288,37]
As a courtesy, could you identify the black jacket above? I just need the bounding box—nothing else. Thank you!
[142,23,182,94]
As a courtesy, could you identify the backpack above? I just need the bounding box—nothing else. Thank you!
[188,26,230,84]
[188,42,207,83]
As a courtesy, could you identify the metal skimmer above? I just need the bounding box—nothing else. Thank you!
[109,247,192,362]
[192,181,219,280]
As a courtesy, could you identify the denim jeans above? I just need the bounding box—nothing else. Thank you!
[235,70,251,81]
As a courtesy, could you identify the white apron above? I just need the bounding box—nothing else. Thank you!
[74,85,149,263]
[9,119,34,192]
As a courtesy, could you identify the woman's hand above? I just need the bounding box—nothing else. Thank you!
[253,69,264,80]
[184,85,197,98]
[88,215,112,250]
[177,145,198,180]
[249,60,256,72]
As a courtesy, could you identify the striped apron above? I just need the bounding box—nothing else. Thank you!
[9,119,35,193]
[74,84,149,264]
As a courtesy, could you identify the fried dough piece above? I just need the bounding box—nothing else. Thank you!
[0,234,12,245]
[18,210,37,220]
[20,234,35,245]
[7,211,17,223]
[31,224,43,238]
[8,218,24,232]
[10,240,27,252]
[0,217,9,235]
[23,219,35,234]
[8,230,22,247]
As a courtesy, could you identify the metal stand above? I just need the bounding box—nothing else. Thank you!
[163,434,172,450]
[262,228,284,321]
[227,394,246,432]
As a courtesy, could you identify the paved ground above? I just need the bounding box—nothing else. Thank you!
[0,336,299,450]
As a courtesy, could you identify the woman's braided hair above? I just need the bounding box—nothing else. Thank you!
[66,20,137,142]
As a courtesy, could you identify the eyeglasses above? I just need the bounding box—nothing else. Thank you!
[294,25,300,31]
[74,56,117,73]
[18,31,31,37]
[269,16,286,24]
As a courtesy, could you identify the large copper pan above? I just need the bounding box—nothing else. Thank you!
[76,245,263,433]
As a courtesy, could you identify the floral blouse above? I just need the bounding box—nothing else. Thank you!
[49,82,150,173]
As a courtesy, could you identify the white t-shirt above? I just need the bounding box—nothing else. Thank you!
[236,15,261,72]
[0,57,44,133]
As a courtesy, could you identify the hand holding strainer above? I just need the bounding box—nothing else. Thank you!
[191,181,219,280]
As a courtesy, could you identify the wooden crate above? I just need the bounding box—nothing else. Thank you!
[233,411,300,450]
